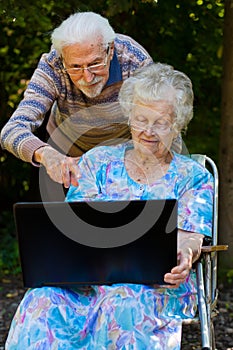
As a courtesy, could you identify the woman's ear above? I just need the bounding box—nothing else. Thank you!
[172,124,180,139]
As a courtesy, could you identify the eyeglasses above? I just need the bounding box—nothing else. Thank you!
[130,120,173,135]
[62,45,110,77]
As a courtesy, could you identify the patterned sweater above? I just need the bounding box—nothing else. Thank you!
[0,34,153,163]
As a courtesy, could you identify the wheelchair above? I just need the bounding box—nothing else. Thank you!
[182,155,228,350]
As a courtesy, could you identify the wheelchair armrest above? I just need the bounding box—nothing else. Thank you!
[201,245,228,253]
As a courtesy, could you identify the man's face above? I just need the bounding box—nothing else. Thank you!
[62,41,113,98]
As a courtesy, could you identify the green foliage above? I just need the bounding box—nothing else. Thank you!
[0,210,21,277]
[218,265,233,287]
[0,152,31,211]
[0,0,225,274]
[226,269,233,285]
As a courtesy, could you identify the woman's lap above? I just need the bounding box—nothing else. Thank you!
[5,284,196,349]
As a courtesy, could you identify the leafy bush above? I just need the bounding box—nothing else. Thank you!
[0,210,21,277]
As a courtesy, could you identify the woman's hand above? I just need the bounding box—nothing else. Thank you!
[164,230,204,288]
[34,146,81,188]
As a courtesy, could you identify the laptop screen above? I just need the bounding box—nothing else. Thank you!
[13,199,177,287]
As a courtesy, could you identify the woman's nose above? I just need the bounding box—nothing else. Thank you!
[144,125,156,136]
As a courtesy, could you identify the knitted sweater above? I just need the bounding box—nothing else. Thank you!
[0,34,153,163]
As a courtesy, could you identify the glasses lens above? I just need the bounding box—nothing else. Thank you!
[66,68,82,76]
[131,122,172,134]
[63,45,110,76]
[88,63,106,74]
[65,63,106,76]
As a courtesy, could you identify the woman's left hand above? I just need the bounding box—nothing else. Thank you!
[163,250,192,287]
[163,230,204,288]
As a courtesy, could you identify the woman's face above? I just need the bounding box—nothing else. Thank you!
[130,99,177,157]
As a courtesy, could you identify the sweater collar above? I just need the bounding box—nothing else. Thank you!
[105,50,122,86]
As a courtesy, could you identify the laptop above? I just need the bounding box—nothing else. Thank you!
[13,199,178,288]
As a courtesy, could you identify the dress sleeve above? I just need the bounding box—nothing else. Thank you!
[65,150,104,202]
[178,164,214,237]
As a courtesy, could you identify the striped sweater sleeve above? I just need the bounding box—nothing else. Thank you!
[0,52,60,163]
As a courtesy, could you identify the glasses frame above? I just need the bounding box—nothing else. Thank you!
[130,120,174,135]
[62,45,111,76]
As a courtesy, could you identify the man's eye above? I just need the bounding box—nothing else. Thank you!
[89,62,101,67]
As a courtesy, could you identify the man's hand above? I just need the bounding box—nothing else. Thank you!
[34,146,81,188]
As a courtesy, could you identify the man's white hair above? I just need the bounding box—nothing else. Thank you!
[51,12,116,55]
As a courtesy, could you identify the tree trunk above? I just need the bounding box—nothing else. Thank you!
[219,0,233,270]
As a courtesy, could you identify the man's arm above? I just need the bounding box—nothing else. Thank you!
[0,51,58,164]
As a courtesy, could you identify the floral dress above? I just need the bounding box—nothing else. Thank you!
[6,142,213,350]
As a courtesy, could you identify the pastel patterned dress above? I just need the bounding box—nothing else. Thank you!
[6,142,213,350]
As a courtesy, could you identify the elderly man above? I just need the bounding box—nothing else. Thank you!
[0,11,153,190]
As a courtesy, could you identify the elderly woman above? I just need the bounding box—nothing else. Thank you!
[6,63,213,350]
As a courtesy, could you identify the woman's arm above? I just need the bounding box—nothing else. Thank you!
[164,229,204,287]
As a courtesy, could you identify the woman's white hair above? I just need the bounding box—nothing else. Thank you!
[119,62,194,133]
[51,12,116,55]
